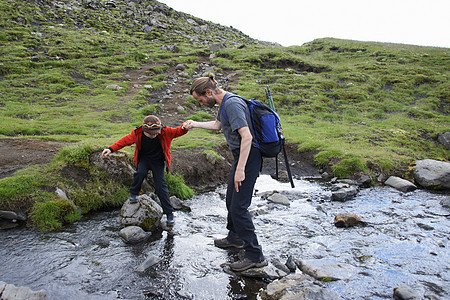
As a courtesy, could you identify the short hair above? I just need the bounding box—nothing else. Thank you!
[189,73,219,96]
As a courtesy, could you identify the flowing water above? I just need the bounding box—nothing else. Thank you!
[1,175,449,299]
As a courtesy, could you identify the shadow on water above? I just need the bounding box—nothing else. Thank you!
[0,175,449,299]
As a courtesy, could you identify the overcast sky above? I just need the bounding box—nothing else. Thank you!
[158,0,450,48]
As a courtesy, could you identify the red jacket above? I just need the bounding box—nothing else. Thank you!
[108,125,188,172]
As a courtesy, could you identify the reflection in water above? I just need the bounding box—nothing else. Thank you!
[0,175,449,299]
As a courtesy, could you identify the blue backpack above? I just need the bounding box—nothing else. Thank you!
[222,94,283,157]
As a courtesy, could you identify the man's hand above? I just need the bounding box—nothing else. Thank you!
[182,120,194,130]
[234,168,245,192]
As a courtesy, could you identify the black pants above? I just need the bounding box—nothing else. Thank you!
[226,146,264,262]
[129,158,173,215]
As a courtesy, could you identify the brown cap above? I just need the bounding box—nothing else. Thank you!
[142,115,162,134]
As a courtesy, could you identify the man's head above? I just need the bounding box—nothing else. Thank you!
[190,73,220,108]
[142,115,162,137]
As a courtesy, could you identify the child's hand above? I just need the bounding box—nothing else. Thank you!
[182,120,194,130]
[102,149,111,157]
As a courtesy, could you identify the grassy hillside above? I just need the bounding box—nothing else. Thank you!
[216,40,449,177]
[1,0,449,230]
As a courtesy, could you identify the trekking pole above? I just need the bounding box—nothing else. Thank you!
[266,86,279,180]
[281,133,295,188]
[266,85,295,188]
[266,85,276,111]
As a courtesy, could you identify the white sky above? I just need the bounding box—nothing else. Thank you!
[157,0,450,48]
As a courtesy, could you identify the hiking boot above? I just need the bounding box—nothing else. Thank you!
[166,213,174,226]
[230,258,268,272]
[129,194,138,204]
[214,237,244,249]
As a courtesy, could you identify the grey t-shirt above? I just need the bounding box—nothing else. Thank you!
[217,93,256,151]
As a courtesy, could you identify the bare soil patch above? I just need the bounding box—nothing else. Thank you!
[0,138,66,179]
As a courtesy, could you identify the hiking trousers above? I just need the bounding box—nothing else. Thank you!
[129,158,173,215]
[226,146,264,262]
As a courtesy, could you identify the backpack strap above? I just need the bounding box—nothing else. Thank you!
[221,93,247,122]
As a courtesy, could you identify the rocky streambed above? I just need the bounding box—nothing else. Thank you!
[1,174,449,299]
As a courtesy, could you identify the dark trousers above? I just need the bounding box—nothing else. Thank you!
[226,146,263,262]
[129,158,173,215]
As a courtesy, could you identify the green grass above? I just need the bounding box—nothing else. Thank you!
[0,0,448,230]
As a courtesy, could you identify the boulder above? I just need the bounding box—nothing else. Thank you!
[90,152,135,186]
[384,176,417,192]
[0,211,27,230]
[261,274,341,300]
[0,281,47,300]
[119,226,151,243]
[393,285,421,300]
[334,213,365,228]
[331,183,359,202]
[413,159,450,189]
[106,84,123,91]
[118,194,163,231]
[353,172,372,187]
[268,192,290,206]
[170,196,191,212]
[295,259,356,281]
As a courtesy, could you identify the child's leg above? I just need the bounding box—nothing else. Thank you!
[129,160,150,196]
[150,160,173,215]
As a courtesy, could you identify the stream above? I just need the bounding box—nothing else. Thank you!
[1,175,449,299]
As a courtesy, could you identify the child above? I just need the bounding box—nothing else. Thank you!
[102,115,189,225]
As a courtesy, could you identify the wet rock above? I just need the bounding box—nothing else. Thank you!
[118,194,163,231]
[0,281,48,300]
[268,192,290,206]
[413,159,450,190]
[334,213,365,228]
[0,211,26,230]
[416,222,434,231]
[135,254,162,273]
[119,226,151,243]
[261,274,341,300]
[271,258,291,274]
[296,259,356,281]
[441,197,450,208]
[330,183,359,202]
[384,176,417,192]
[353,172,372,187]
[285,256,297,273]
[170,196,191,212]
[393,285,421,300]
[0,210,26,221]
[237,263,288,280]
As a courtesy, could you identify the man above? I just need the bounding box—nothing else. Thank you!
[102,115,189,226]
[183,74,267,271]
